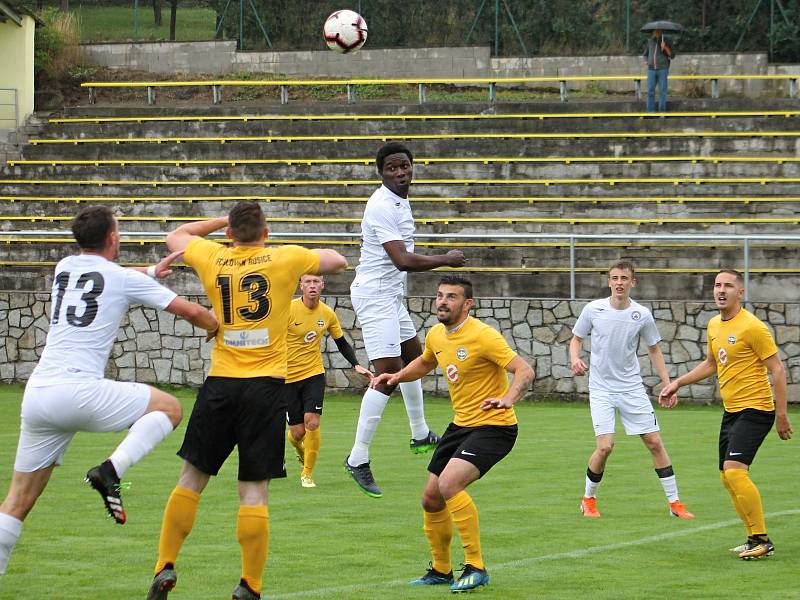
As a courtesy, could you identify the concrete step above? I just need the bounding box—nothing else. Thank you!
[2,241,793,267]
[8,160,800,180]
[1,197,797,220]
[35,115,800,140]
[52,97,800,119]
[2,179,800,198]
[18,137,800,162]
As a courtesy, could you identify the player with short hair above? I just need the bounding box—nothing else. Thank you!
[570,260,694,519]
[146,201,347,600]
[371,275,534,592]
[0,205,218,577]
[660,269,793,559]
[285,274,371,488]
[345,142,467,498]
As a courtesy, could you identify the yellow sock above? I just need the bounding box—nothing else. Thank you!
[302,428,321,478]
[445,490,484,570]
[287,429,304,456]
[423,507,453,575]
[720,471,752,536]
[725,468,767,537]
[155,485,200,574]
[237,505,269,594]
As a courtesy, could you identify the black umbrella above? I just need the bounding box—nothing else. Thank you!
[641,20,684,33]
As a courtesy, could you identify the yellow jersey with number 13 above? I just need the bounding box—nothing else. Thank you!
[185,238,320,379]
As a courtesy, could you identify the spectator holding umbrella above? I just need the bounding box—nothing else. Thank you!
[641,20,682,112]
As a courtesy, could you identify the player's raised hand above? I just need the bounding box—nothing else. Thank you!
[776,414,793,440]
[370,372,399,389]
[571,358,588,376]
[480,397,513,410]
[445,249,467,267]
[154,250,185,278]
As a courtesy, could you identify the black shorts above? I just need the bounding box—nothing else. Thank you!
[427,422,518,478]
[178,376,288,481]
[718,408,775,470]
[286,373,326,426]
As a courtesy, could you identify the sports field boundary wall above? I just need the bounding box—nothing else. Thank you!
[2,292,798,403]
[77,42,800,97]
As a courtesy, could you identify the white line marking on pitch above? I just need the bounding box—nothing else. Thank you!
[271,509,800,598]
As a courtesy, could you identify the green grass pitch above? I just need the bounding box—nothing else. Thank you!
[0,384,797,599]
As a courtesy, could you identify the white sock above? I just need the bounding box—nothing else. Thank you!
[399,380,430,440]
[109,411,174,478]
[0,512,23,575]
[584,476,600,498]
[659,474,679,503]
[348,388,390,465]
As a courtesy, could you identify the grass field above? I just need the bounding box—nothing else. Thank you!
[0,384,797,599]
[76,6,216,43]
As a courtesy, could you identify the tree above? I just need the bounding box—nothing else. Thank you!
[153,0,162,27]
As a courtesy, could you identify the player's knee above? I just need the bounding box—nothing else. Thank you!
[643,435,664,454]
[147,388,182,427]
[596,441,614,458]
[436,478,465,501]
[161,397,182,428]
[304,414,320,430]
[421,489,445,512]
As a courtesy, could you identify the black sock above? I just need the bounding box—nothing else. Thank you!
[586,468,603,483]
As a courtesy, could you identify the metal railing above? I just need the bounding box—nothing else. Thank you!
[81,74,800,105]
[3,230,798,302]
[0,88,18,128]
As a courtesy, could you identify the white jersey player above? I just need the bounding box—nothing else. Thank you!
[569,260,694,519]
[0,206,217,578]
[345,142,466,498]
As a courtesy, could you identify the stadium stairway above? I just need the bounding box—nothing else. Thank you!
[2,99,799,300]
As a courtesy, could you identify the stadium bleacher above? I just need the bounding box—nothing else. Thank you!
[2,100,800,300]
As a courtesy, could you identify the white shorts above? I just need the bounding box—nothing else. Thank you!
[14,379,151,472]
[351,294,417,360]
[588,387,659,437]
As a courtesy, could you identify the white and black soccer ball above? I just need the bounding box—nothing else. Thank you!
[323,10,368,54]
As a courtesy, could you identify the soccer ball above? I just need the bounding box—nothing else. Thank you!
[323,10,368,54]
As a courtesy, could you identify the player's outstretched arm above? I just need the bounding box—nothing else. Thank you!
[165,297,219,333]
[314,249,348,274]
[370,354,436,389]
[659,355,717,402]
[166,217,229,253]
[130,250,185,279]
[382,240,466,272]
[763,353,793,440]
[481,356,534,410]
[333,336,372,382]
[569,335,588,376]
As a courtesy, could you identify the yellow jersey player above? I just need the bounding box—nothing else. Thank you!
[661,269,793,560]
[285,274,371,488]
[371,275,534,592]
[146,201,347,600]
